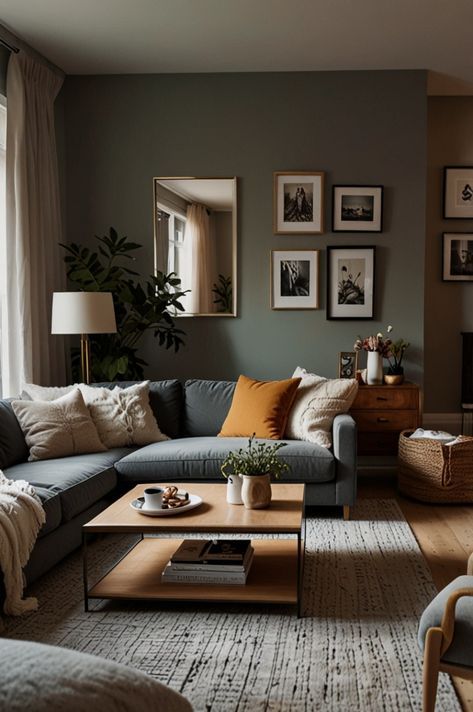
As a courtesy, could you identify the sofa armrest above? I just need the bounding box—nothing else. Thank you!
[332,413,357,507]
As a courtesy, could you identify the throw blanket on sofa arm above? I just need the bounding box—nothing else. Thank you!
[0,471,45,616]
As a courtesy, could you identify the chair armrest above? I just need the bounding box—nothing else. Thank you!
[440,586,473,656]
[468,553,473,575]
[332,413,357,506]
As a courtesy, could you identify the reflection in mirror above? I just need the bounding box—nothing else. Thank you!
[153,177,237,316]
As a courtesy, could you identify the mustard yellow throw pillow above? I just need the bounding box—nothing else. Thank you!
[218,374,301,439]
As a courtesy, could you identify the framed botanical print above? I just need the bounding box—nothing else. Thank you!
[338,351,358,379]
[271,249,320,309]
[443,233,473,281]
[444,167,473,219]
[326,246,375,320]
[332,185,383,232]
[273,171,325,234]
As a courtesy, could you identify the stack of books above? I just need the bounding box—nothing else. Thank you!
[161,539,254,585]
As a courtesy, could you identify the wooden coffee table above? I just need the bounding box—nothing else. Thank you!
[82,483,306,616]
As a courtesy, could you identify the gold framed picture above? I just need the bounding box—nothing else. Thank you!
[273,171,325,234]
[338,351,358,379]
[271,249,320,310]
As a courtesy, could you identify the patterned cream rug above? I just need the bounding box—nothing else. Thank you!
[3,500,460,711]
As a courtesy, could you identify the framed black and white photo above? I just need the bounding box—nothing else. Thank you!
[443,233,473,281]
[326,246,375,320]
[332,185,383,232]
[444,167,473,219]
[273,171,324,234]
[271,250,320,309]
[338,351,358,379]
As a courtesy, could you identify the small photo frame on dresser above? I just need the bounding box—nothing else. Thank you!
[338,352,358,379]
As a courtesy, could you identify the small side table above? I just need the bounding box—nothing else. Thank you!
[350,382,422,456]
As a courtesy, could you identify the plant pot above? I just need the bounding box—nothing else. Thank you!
[239,473,272,509]
[366,351,383,385]
[384,371,404,385]
[226,474,243,505]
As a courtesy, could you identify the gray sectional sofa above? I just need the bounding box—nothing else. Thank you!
[0,379,357,587]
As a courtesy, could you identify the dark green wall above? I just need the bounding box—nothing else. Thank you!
[63,70,427,383]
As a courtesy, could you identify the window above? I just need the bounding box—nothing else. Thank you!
[0,101,6,397]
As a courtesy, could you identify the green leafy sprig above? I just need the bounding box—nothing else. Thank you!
[221,435,289,479]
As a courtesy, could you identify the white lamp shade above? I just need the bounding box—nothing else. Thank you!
[51,292,117,335]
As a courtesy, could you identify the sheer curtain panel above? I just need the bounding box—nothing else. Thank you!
[4,51,66,396]
[186,203,215,314]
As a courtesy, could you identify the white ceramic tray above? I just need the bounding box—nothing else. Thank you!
[130,494,202,517]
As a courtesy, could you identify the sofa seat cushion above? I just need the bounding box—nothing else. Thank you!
[4,449,134,522]
[115,437,335,483]
[31,486,62,538]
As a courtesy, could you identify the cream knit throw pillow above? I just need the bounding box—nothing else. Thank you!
[79,381,169,448]
[285,366,359,448]
[11,389,106,461]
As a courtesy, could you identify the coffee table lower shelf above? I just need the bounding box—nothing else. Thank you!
[86,538,299,609]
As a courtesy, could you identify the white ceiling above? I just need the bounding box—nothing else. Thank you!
[1,0,473,92]
[157,178,234,210]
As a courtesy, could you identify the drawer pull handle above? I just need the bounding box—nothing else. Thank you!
[376,397,388,401]
[377,417,389,423]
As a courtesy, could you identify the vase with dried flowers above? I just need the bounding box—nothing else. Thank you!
[354,329,393,385]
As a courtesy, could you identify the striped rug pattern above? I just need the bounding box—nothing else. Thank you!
[4,500,460,711]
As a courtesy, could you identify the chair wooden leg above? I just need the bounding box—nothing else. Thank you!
[343,505,350,521]
[423,628,443,712]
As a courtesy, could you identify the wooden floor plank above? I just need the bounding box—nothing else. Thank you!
[359,474,473,711]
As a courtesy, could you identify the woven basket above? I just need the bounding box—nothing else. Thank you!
[398,430,473,503]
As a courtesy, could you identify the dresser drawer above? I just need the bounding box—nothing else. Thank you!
[352,386,419,410]
[351,409,419,432]
[358,432,401,456]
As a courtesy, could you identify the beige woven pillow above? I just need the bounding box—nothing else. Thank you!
[11,389,106,461]
[285,366,359,448]
[79,381,169,448]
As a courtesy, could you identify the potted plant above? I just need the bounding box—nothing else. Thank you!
[61,228,188,381]
[221,435,289,509]
[385,337,410,385]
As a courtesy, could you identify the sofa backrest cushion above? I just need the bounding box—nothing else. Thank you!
[0,399,29,469]
[183,379,236,436]
[92,380,183,439]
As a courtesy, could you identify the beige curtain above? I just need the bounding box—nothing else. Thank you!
[3,51,66,396]
[186,203,215,314]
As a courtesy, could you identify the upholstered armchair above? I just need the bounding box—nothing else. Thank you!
[418,553,473,711]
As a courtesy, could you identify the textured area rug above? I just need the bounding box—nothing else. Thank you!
[4,500,460,711]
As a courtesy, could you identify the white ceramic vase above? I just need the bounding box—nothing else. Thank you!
[226,474,243,505]
[239,473,272,509]
[366,351,383,385]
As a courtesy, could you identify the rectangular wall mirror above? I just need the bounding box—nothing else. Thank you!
[153,177,237,317]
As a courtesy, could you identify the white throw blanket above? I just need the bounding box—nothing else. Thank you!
[0,470,45,615]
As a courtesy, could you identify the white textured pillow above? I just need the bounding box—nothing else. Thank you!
[21,383,76,401]
[79,381,169,448]
[285,366,359,448]
[11,389,106,461]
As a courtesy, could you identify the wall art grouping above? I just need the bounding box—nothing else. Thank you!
[442,167,473,282]
[272,171,380,318]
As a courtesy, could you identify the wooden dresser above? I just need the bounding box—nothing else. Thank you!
[350,382,421,456]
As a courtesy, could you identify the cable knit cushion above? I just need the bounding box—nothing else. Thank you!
[79,381,169,448]
[0,638,192,712]
[11,389,106,461]
[285,366,359,448]
[22,383,76,401]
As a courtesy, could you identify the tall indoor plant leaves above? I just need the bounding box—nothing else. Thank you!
[61,228,187,381]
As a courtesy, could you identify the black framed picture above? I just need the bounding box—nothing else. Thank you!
[273,171,325,234]
[271,249,320,309]
[443,233,473,281]
[338,351,358,379]
[326,246,375,320]
[332,185,383,232]
[443,167,473,219]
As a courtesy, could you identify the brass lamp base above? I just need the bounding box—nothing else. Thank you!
[80,333,91,384]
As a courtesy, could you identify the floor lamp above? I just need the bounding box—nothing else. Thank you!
[51,292,117,384]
